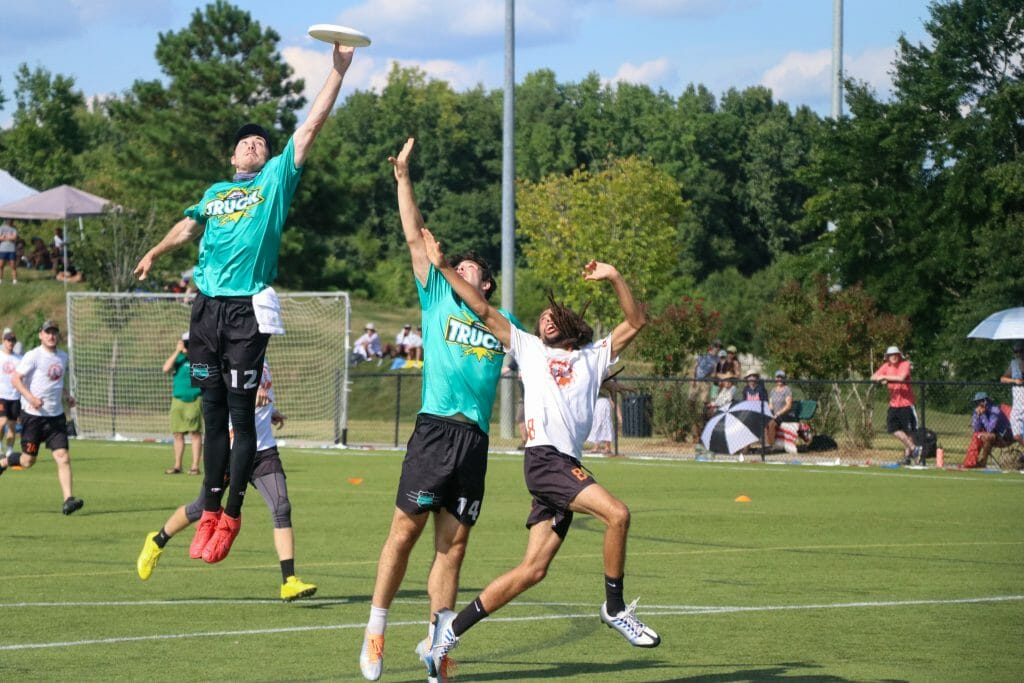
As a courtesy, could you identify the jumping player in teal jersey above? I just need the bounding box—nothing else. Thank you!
[134,42,357,566]
[359,138,523,682]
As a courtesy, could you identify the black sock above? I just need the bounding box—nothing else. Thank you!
[7,452,20,467]
[281,558,295,583]
[452,597,489,637]
[201,386,230,512]
[605,575,625,615]
[154,528,171,548]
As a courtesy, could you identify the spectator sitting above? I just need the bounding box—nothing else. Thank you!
[741,372,768,403]
[351,322,383,365]
[406,325,423,363]
[970,391,1013,468]
[55,262,84,283]
[765,370,794,447]
[384,324,417,359]
[29,237,51,270]
[707,375,736,416]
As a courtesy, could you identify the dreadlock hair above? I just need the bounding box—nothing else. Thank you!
[448,251,497,301]
[540,290,593,350]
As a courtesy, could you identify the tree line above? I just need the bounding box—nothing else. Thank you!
[0,0,1020,381]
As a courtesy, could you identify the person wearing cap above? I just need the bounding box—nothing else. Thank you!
[971,392,1013,468]
[162,332,203,475]
[0,320,83,515]
[384,324,417,361]
[352,323,383,365]
[360,138,528,680]
[132,43,357,564]
[999,341,1024,446]
[741,371,768,402]
[765,371,794,448]
[871,345,921,464]
[0,328,23,457]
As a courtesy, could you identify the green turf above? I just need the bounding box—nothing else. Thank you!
[1,441,1021,682]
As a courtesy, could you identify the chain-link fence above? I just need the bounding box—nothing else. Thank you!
[342,371,1024,470]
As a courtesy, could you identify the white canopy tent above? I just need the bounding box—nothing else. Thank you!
[0,184,112,286]
[0,170,38,205]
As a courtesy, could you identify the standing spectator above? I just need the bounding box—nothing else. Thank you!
[0,219,19,284]
[970,391,1013,468]
[999,341,1024,446]
[137,359,317,601]
[0,328,23,457]
[352,323,383,364]
[162,332,203,475]
[0,320,82,514]
[587,381,622,455]
[871,345,921,464]
[133,43,357,565]
[765,370,794,447]
[722,345,742,378]
[690,340,721,403]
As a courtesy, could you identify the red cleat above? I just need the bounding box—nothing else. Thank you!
[201,512,241,563]
[189,509,222,559]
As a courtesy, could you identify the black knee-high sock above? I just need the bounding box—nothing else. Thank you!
[224,390,258,518]
[201,385,230,512]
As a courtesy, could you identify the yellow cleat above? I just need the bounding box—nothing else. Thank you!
[137,531,162,580]
[280,575,317,602]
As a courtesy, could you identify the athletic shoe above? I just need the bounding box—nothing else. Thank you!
[911,446,924,465]
[280,575,317,602]
[414,637,439,683]
[429,609,459,683]
[359,632,384,681]
[62,497,84,515]
[201,512,241,563]
[137,531,163,580]
[600,598,661,648]
[189,509,222,559]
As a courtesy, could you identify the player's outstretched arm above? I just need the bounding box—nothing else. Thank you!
[421,227,512,347]
[582,260,646,356]
[134,217,204,281]
[293,43,355,167]
[388,137,430,285]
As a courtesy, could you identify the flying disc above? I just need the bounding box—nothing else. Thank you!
[308,23,371,48]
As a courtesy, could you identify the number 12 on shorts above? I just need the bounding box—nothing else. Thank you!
[230,368,258,390]
[456,497,481,522]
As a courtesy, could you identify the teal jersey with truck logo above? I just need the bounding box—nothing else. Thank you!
[185,136,302,297]
[417,265,523,433]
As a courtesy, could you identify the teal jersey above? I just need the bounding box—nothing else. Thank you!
[417,265,524,433]
[185,136,302,297]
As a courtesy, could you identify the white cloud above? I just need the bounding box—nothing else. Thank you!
[760,46,899,106]
[614,0,757,19]
[608,57,676,88]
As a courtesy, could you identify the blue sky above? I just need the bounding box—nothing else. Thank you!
[0,0,935,127]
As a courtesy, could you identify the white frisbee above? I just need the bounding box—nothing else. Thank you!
[308,23,371,48]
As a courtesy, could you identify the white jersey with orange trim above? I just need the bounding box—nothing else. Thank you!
[16,346,68,417]
[509,326,616,460]
[0,348,23,400]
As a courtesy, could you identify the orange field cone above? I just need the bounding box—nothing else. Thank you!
[734,494,751,503]
[347,477,364,485]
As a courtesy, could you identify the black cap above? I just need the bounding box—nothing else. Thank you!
[234,123,272,152]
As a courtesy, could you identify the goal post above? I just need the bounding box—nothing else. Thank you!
[66,291,351,447]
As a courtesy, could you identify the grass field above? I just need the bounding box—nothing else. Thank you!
[1,440,1022,682]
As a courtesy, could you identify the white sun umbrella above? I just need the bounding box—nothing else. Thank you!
[700,399,774,455]
[967,307,1024,340]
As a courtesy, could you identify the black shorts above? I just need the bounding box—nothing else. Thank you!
[0,398,21,422]
[886,406,918,434]
[524,445,596,539]
[189,292,269,394]
[395,414,489,525]
[251,445,285,480]
[21,413,69,453]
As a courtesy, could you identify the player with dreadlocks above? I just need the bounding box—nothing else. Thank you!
[418,227,660,682]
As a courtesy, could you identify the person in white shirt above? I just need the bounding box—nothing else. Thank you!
[136,359,317,601]
[0,328,23,457]
[0,320,82,515]
[418,227,659,683]
[0,220,19,284]
[351,323,383,364]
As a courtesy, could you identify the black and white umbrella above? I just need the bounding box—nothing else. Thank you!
[700,399,774,454]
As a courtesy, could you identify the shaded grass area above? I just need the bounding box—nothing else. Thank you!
[0,440,1021,681]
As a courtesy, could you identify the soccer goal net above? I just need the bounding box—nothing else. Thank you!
[66,291,350,447]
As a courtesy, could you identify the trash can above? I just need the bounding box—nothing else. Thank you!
[622,393,652,437]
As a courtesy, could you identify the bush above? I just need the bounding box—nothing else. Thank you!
[651,381,704,442]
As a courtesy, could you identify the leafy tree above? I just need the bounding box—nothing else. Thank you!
[74,207,166,292]
[517,157,686,331]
